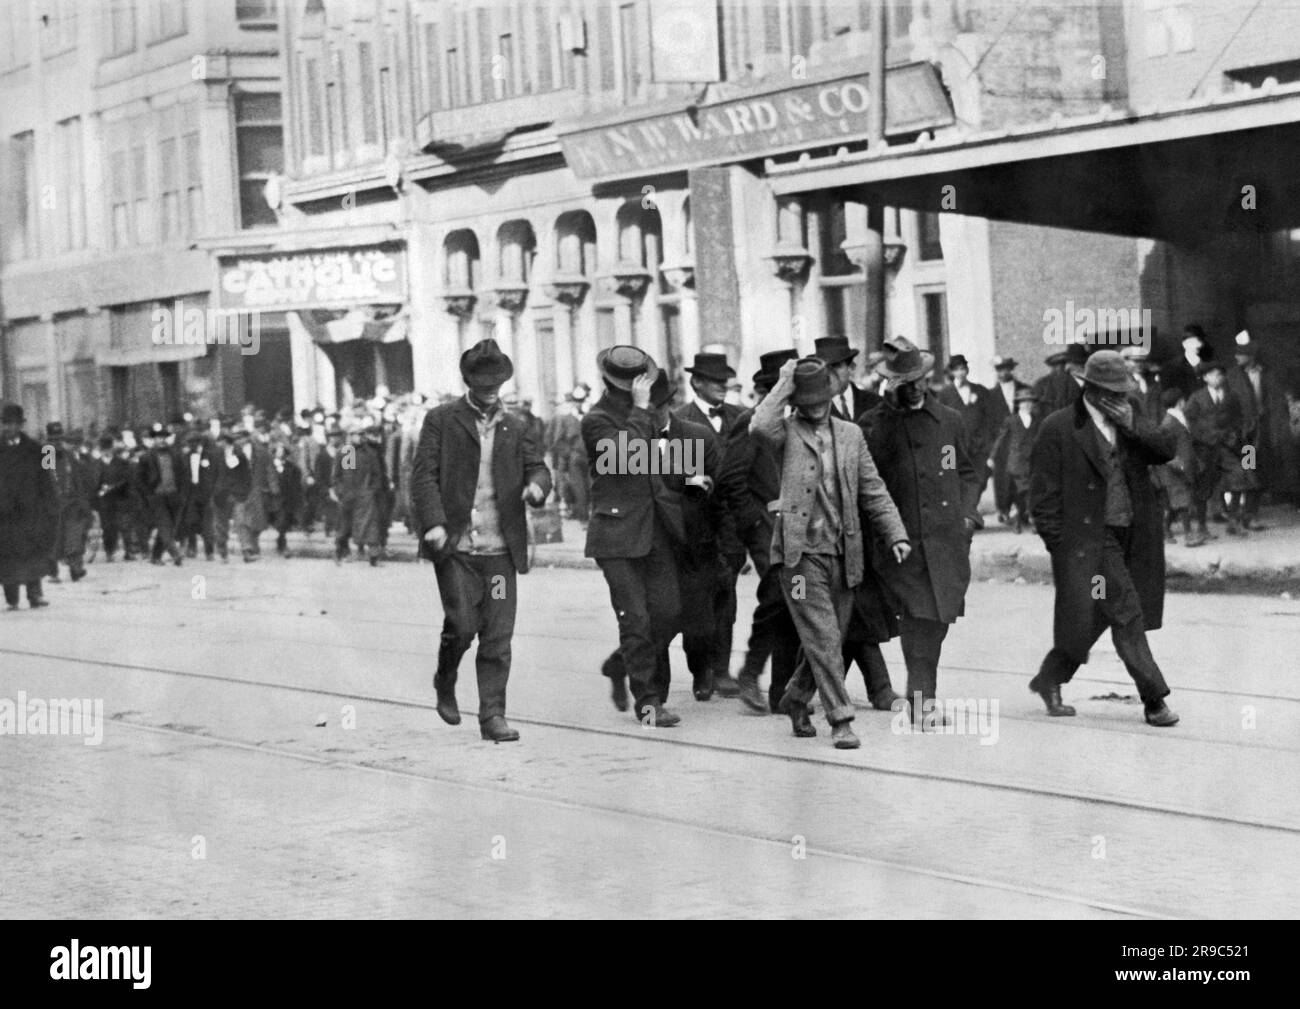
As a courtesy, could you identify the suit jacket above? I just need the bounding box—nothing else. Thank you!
[411,397,552,574]
[717,407,781,548]
[752,376,908,590]
[140,447,183,500]
[861,394,983,623]
[1029,397,1173,663]
[581,393,687,559]
[675,399,743,440]
[1031,369,1082,419]
[990,409,1042,486]
[937,381,998,458]
[987,379,1031,426]
[178,446,218,503]
[830,383,879,423]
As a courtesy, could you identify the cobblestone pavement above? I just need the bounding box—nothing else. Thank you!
[1,555,1297,918]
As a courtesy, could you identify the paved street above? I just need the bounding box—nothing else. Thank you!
[2,552,1298,919]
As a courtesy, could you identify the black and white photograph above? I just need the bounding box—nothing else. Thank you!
[0,0,1294,944]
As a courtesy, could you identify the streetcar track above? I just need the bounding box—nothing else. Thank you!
[4,644,1297,835]
[104,716,1169,920]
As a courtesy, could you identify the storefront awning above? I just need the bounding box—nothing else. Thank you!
[764,81,1300,242]
[94,342,208,368]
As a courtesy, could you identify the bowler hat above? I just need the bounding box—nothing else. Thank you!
[684,352,735,382]
[46,421,65,440]
[1080,350,1137,394]
[874,336,935,384]
[813,336,859,366]
[791,357,835,407]
[752,348,798,388]
[597,345,659,391]
[945,354,970,372]
[992,355,1018,370]
[2,404,25,424]
[460,338,514,387]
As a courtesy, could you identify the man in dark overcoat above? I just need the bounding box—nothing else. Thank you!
[936,354,998,496]
[45,421,96,582]
[988,355,1030,524]
[861,338,983,728]
[1,405,57,610]
[411,339,551,743]
[1028,350,1179,727]
[1032,344,1087,419]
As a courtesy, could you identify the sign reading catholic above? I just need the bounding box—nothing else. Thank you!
[217,244,406,311]
[559,63,953,183]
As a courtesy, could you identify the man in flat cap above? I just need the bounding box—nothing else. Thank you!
[1029,349,1179,727]
[0,405,57,610]
[412,339,551,744]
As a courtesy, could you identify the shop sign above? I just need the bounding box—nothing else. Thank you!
[217,245,406,311]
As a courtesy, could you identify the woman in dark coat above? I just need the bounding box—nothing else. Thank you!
[0,405,58,609]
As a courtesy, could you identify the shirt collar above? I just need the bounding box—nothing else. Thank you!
[465,393,500,422]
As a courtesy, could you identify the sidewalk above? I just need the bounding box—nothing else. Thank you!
[255,503,1300,595]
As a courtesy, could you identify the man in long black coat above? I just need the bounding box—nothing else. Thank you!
[861,338,983,727]
[411,339,551,743]
[0,405,57,609]
[1028,350,1179,727]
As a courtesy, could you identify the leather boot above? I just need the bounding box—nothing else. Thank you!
[1028,673,1076,717]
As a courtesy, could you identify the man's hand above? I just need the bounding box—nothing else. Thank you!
[778,358,799,380]
[1098,394,1134,431]
[631,374,654,410]
[891,540,912,564]
[423,525,448,550]
[522,482,546,506]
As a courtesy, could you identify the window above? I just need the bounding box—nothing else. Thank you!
[917,211,943,261]
[183,132,202,236]
[148,0,186,43]
[379,66,394,149]
[236,0,278,27]
[159,136,180,239]
[106,0,136,57]
[533,3,552,91]
[476,8,493,102]
[56,117,85,251]
[131,143,151,245]
[303,57,325,157]
[330,48,348,153]
[358,41,378,144]
[235,93,282,229]
[446,45,463,107]
[110,149,131,248]
[619,3,640,99]
[1144,0,1193,58]
[422,22,441,110]
[39,0,78,56]
[762,0,782,54]
[1,0,32,72]
[4,131,36,261]
[597,3,615,91]
[919,288,950,363]
[497,32,513,98]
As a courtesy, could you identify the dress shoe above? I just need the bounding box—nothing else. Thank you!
[636,703,681,727]
[70,568,86,582]
[4,604,18,612]
[433,678,461,725]
[779,697,816,737]
[1144,700,1180,727]
[479,715,520,742]
[737,674,767,714]
[996,510,1010,525]
[30,598,49,609]
[609,676,629,712]
[1185,532,1207,548]
[1028,673,1076,716]
[692,670,714,701]
[713,673,741,698]
[869,688,902,712]
[831,722,861,749]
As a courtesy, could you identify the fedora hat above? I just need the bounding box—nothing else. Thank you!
[1081,350,1138,394]
[752,348,798,388]
[1013,387,1039,404]
[813,336,859,366]
[992,355,1018,370]
[460,338,514,387]
[684,352,735,382]
[1,404,24,425]
[1046,343,1089,368]
[46,421,65,440]
[597,345,659,391]
[874,336,935,384]
[649,369,676,408]
[945,354,970,372]
[791,357,835,407]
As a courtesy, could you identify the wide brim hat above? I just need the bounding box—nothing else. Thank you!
[791,357,835,407]
[460,338,514,387]
[992,355,1018,370]
[684,352,735,382]
[945,354,970,372]
[813,336,859,366]
[598,345,659,390]
[875,336,935,384]
[1080,350,1138,394]
[46,422,65,439]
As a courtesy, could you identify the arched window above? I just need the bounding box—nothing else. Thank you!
[555,210,597,277]
[496,219,536,284]
[443,229,480,290]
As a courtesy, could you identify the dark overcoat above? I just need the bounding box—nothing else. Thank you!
[860,394,982,624]
[0,434,58,583]
[1029,397,1174,664]
[411,397,552,573]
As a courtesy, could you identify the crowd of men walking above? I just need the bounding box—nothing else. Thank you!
[6,324,1299,747]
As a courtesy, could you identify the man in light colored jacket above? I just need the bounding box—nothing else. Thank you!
[753,357,910,749]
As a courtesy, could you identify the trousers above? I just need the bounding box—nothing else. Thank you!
[433,552,518,721]
[779,553,856,725]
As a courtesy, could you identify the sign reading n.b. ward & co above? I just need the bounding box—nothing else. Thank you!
[217,244,407,311]
[559,63,953,183]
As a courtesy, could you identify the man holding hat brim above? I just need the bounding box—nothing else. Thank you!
[412,339,552,744]
[582,346,689,725]
[815,336,874,423]
[1032,343,1088,419]
[674,351,746,699]
[723,349,803,713]
[860,337,983,728]
[0,405,57,610]
[1028,349,1180,727]
[753,356,911,749]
